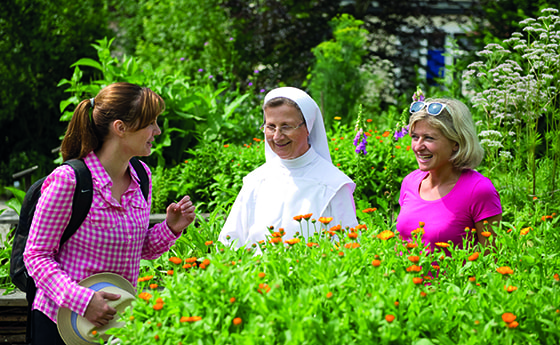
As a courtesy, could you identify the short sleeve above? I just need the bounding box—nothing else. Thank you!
[470,176,502,222]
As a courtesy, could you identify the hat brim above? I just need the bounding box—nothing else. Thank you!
[57,273,136,345]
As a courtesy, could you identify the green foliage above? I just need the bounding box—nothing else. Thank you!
[58,38,262,167]
[309,14,370,128]
[107,206,560,344]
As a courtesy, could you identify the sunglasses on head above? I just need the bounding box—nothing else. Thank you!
[409,101,447,116]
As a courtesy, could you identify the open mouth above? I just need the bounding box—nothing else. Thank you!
[275,141,291,147]
[416,154,433,160]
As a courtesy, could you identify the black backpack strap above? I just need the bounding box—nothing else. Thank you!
[130,157,149,201]
[60,159,93,245]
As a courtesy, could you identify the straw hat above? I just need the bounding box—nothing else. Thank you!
[57,273,136,345]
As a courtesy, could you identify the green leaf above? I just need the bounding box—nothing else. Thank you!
[70,58,103,71]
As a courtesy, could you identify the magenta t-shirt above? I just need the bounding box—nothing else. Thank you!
[396,169,502,253]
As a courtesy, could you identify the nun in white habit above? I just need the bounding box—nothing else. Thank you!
[218,87,358,249]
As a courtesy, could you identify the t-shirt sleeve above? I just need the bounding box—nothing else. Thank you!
[470,175,502,222]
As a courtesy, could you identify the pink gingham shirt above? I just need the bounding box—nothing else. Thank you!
[24,152,180,322]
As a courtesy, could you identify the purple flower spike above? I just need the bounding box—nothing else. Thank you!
[353,130,367,155]
[260,89,265,93]
[198,68,204,72]
[180,57,185,61]
[394,125,409,141]
[209,75,213,79]
[248,82,253,86]
[254,69,259,74]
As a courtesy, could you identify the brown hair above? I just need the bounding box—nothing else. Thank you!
[60,82,165,161]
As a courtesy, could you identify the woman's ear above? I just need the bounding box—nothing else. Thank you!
[453,142,459,152]
[112,120,127,137]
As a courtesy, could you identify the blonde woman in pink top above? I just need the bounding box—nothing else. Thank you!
[24,82,196,344]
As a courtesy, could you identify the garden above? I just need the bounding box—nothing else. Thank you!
[1,1,560,344]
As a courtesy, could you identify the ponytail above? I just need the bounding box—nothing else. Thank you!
[60,99,99,161]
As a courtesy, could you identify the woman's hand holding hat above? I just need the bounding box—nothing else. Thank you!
[84,290,120,327]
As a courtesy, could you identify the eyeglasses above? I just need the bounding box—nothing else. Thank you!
[260,121,306,135]
[409,101,447,116]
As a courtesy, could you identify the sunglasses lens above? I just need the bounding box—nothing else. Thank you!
[410,102,425,113]
[427,103,444,115]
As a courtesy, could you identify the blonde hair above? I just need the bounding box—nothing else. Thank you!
[409,98,484,170]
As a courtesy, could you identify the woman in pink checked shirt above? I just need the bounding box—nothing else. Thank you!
[24,82,196,344]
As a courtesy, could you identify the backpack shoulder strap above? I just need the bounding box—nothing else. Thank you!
[130,157,149,201]
[60,159,93,245]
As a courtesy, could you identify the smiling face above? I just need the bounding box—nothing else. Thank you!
[122,117,161,157]
[410,120,458,175]
[264,104,309,160]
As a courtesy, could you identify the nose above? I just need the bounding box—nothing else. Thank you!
[272,128,285,140]
[154,122,161,136]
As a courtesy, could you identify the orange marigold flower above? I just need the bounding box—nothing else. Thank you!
[435,242,450,248]
[138,292,152,301]
[180,316,202,323]
[504,285,518,293]
[307,242,319,248]
[418,221,425,227]
[502,313,516,323]
[253,138,261,142]
[199,263,207,270]
[406,265,422,273]
[356,224,368,230]
[420,291,427,297]
[481,231,492,238]
[293,215,303,222]
[468,252,480,261]
[326,291,333,299]
[202,259,210,266]
[230,297,236,303]
[91,330,98,336]
[385,314,395,322]
[508,321,519,328]
[185,257,197,263]
[155,335,160,341]
[553,273,559,281]
[382,131,391,137]
[169,257,182,265]
[344,242,361,249]
[205,240,213,246]
[138,274,154,282]
[394,301,400,307]
[183,263,192,269]
[432,265,440,270]
[348,232,359,239]
[257,283,271,294]
[469,276,476,282]
[376,230,395,240]
[362,208,377,213]
[302,213,313,220]
[330,224,343,232]
[338,251,345,257]
[497,266,514,275]
[284,238,301,245]
[406,243,418,249]
[153,303,164,311]
[520,227,531,236]
[411,227,424,235]
[318,217,333,224]
[223,144,230,148]
[167,270,174,276]
[269,237,282,244]
[149,284,158,289]
[408,255,420,263]
[412,277,423,284]
[372,259,381,267]
[233,317,242,325]
[258,272,266,278]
